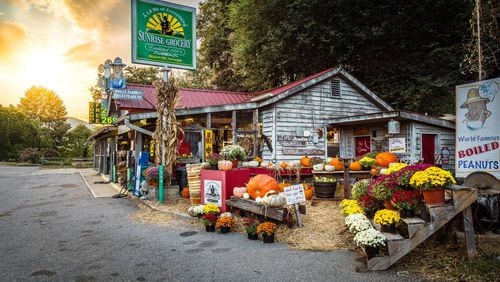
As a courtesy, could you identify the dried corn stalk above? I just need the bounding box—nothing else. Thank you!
[153,76,182,186]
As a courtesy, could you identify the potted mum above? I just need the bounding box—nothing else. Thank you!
[358,194,382,218]
[391,190,421,218]
[242,217,260,240]
[257,221,277,243]
[206,153,222,170]
[220,144,247,168]
[353,228,386,258]
[201,203,220,232]
[145,166,169,188]
[393,163,432,189]
[373,209,400,233]
[215,217,234,234]
[369,174,398,210]
[409,166,456,205]
[339,199,364,216]
[351,179,370,200]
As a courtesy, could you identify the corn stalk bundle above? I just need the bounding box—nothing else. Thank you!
[152,76,182,184]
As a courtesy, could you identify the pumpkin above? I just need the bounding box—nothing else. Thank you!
[279,161,288,169]
[300,156,312,167]
[233,187,247,198]
[218,160,233,171]
[277,181,291,192]
[375,152,398,167]
[246,174,279,199]
[329,157,344,171]
[370,168,378,175]
[324,165,335,171]
[181,187,190,198]
[303,184,314,200]
[349,161,362,171]
[243,192,250,199]
[261,191,285,207]
[313,163,324,171]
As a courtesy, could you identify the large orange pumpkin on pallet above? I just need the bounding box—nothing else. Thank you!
[329,157,344,171]
[349,161,362,171]
[375,152,398,167]
[300,156,312,167]
[246,174,279,199]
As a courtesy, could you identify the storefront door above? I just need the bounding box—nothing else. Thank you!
[355,136,371,157]
[422,134,436,164]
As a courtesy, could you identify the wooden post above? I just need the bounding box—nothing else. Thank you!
[462,206,478,260]
[294,203,304,227]
[343,159,351,199]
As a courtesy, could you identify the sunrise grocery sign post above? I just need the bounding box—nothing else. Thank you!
[132,0,196,70]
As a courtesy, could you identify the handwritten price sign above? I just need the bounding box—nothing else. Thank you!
[283,184,306,205]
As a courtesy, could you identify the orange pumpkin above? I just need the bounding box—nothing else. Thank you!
[280,162,288,169]
[303,184,314,200]
[300,156,312,167]
[329,157,344,171]
[277,181,291,192]
[349,161,362,171]
[181,187,190,198]
[246,174,279,199]
[370,168,378,175]
[375,152,398,167]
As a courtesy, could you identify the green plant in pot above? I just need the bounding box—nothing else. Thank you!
[220,145,247,161]
[242,217,260,240]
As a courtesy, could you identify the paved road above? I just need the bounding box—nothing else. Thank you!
[0,165,415,281]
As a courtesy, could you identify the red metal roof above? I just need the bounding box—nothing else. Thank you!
[177,88,252,109]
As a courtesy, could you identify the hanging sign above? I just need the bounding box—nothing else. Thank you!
[456,77,500,178]
[132,0,197,70]
[389,137,406,153]
[112,89,144,100]
[204,129,213,157]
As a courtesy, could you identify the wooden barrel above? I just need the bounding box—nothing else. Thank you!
[313,182,336,198]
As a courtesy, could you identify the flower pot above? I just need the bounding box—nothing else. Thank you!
[399,208,416,218]
[384,199,396,210]
[262,233,275,243]
[220,226,231,234]
[380,223,397,233]
[247,232,259,240]
[422,189,445,205]
[205,225,216,232]
[231,160,239,169]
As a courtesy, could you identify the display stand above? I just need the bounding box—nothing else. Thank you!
[201,168,250,212]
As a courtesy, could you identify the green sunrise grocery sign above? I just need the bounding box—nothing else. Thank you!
[132,0,196,70]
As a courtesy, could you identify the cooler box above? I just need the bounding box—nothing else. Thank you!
[201,168,250,212]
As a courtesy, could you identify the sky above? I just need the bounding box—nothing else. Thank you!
[0,0,200,121]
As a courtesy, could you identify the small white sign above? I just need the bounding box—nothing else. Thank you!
[283,184,306,205]
[204,179,222,206]
[389,137,406,153]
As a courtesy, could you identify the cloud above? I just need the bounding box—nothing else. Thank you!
[63,0,126,33]
[64,41,101,66]
[0,21,28,62]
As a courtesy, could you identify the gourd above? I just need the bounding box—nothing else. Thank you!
[218,160,233,171]
[300,156,312,167]
[349,161,362,171]
[233,187,247,198]
[246,174,279,199]
[329,158,344,171]
[261,191,285,207]
[375,152,398,167]
[181,187,190,198]
[313,163,324,171]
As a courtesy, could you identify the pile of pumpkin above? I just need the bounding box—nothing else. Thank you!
[232,174,314,208]
[300,152,399,175]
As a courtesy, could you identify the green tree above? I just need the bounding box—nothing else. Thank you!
[0,106,41,161]
[124,66,160,85]
[89,85,102,102]
[64,125,93,157]
[18,86,68,124]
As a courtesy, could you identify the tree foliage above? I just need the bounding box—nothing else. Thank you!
[195,0,475,115]
[0,106,40,161]
[124,66,161,85]
[64,124,93,157]
[18,86,67,124]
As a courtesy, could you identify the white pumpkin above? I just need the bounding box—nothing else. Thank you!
[261,191,284,207]
[255,197,262,203]
[313,163,324,171]
[241,162,249,167]
[247,161,259,167]
[233,187,247,198]
[324,165,335,171]
[243,192,250,199]
[220,212,233,218]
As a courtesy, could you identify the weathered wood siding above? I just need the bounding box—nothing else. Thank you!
[260,77,385,161]
[412,123,455,171]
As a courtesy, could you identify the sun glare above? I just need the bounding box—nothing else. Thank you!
[20,49,67,89]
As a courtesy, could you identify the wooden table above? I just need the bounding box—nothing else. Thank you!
[225,197,288,222]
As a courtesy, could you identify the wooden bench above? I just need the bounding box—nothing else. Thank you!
[225,197,289,222]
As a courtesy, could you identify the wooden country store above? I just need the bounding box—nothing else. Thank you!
[90,66,457,183]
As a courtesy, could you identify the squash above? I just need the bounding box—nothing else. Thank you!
[247,161,259,167]
[375,152,398,167]
[181,187,190,198]
[218,160,233,171]
[303,184,314,200]
[349,161,362,171]
[233,187,247,198]
[243,192,250,199]
[277,181,291,192]
[300,156,312,167]
[329,157,344,171]
[220,212,233,218]
[261,191,285,207]
[313,163,324,171]
[279,161,288,169]
[246,174,279,199]
[324,165,335,171]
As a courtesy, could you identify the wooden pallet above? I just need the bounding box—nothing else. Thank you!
[367,185,478,271]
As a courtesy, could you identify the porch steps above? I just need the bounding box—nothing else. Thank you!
[366,186,478,271]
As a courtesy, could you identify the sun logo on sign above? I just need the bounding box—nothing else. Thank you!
[146,13,185,38]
